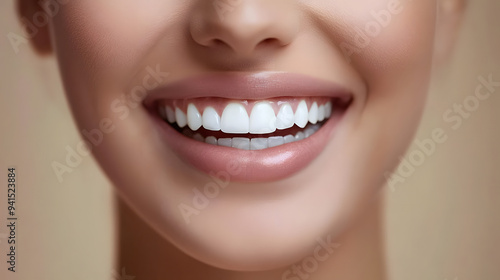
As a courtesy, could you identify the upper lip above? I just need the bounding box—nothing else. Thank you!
[143,72,353,105]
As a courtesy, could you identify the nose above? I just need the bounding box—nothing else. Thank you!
[189,0,299,58]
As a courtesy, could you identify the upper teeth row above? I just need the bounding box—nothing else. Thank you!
[160,100,332,134]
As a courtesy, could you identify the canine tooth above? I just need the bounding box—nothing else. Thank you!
[284,135,295,144]
[175,108,187,128]
[250,138,268,150]
[249,102,276,134]
[276,103,295,130]
[276,103,295,129]
[294,100,309,128]
[232,138,250,150]
[218,138,232,147]
[305,127,315,138]
[193,133,204,142]
[295,131,305,141]
[203,107,221,131]
[325,101,332,118]
[268,136,285,148]
[187,104,202,131]
[221,103,249,134]
[318,105,325,122]
[205,136,218,145]
[166,106,176,123]
[308,102,319,124]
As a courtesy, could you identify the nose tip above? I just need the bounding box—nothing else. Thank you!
[190,1,299,57]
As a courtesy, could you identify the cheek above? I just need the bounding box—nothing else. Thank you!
[52,2,180,69]
[343,1,437,90]
[50,2,189,87]
[332,0,437,127]
[49,2,188,128]
[317,1,438,195]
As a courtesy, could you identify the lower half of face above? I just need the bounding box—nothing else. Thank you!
[49,0,436,271]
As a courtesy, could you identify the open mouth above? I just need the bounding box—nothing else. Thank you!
[144,72,353,182]
[156,97,347,150]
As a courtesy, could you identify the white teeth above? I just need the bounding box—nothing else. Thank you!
[166,106,176,123]
[318,105,325,122]
[163,99,335,149]
[175,107,187,128]
[202,106,221,131]
[205,136,218,145]
[295,131,305,141]
[304,127,315,138]
[294,100,309,128]
[276,103,295,130]
[268,136,285,148]
[218,138,232,147]
[308,102,319,124]
[250,102,276,134]
[221,103,250,134]
[187,124,321,150]
[193,133,204,142]
[284,135,295,144]
[250,138,268,150]
[325,101,332,118]
[165,100,332,131]
[187,103,202,131]
[232,138,250,150]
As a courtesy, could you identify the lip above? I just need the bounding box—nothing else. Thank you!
[144,72,352,182]
[143,72,352,103]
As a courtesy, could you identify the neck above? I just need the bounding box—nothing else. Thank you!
[116,197,386,280]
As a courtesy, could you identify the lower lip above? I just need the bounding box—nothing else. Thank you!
[150,110,344,182]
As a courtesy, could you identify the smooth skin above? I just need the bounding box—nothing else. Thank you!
[19,0,464,279]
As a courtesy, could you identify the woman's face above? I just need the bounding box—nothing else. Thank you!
[43,0,440,270]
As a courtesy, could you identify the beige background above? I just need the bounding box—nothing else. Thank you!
[1,1,499,279]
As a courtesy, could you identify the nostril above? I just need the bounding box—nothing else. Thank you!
[257,38,283,49]
[213,39,225,46]
[209,37,280,51]
[189,2,299,59]
[261,38,277,45]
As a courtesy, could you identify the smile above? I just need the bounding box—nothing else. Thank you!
[144,72,352,182]
[158,97,333,150]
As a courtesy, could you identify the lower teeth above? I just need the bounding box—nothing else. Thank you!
[182,123,322,150]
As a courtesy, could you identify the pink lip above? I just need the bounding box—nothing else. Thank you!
[144,72,352,182]
[144,72,352,102]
